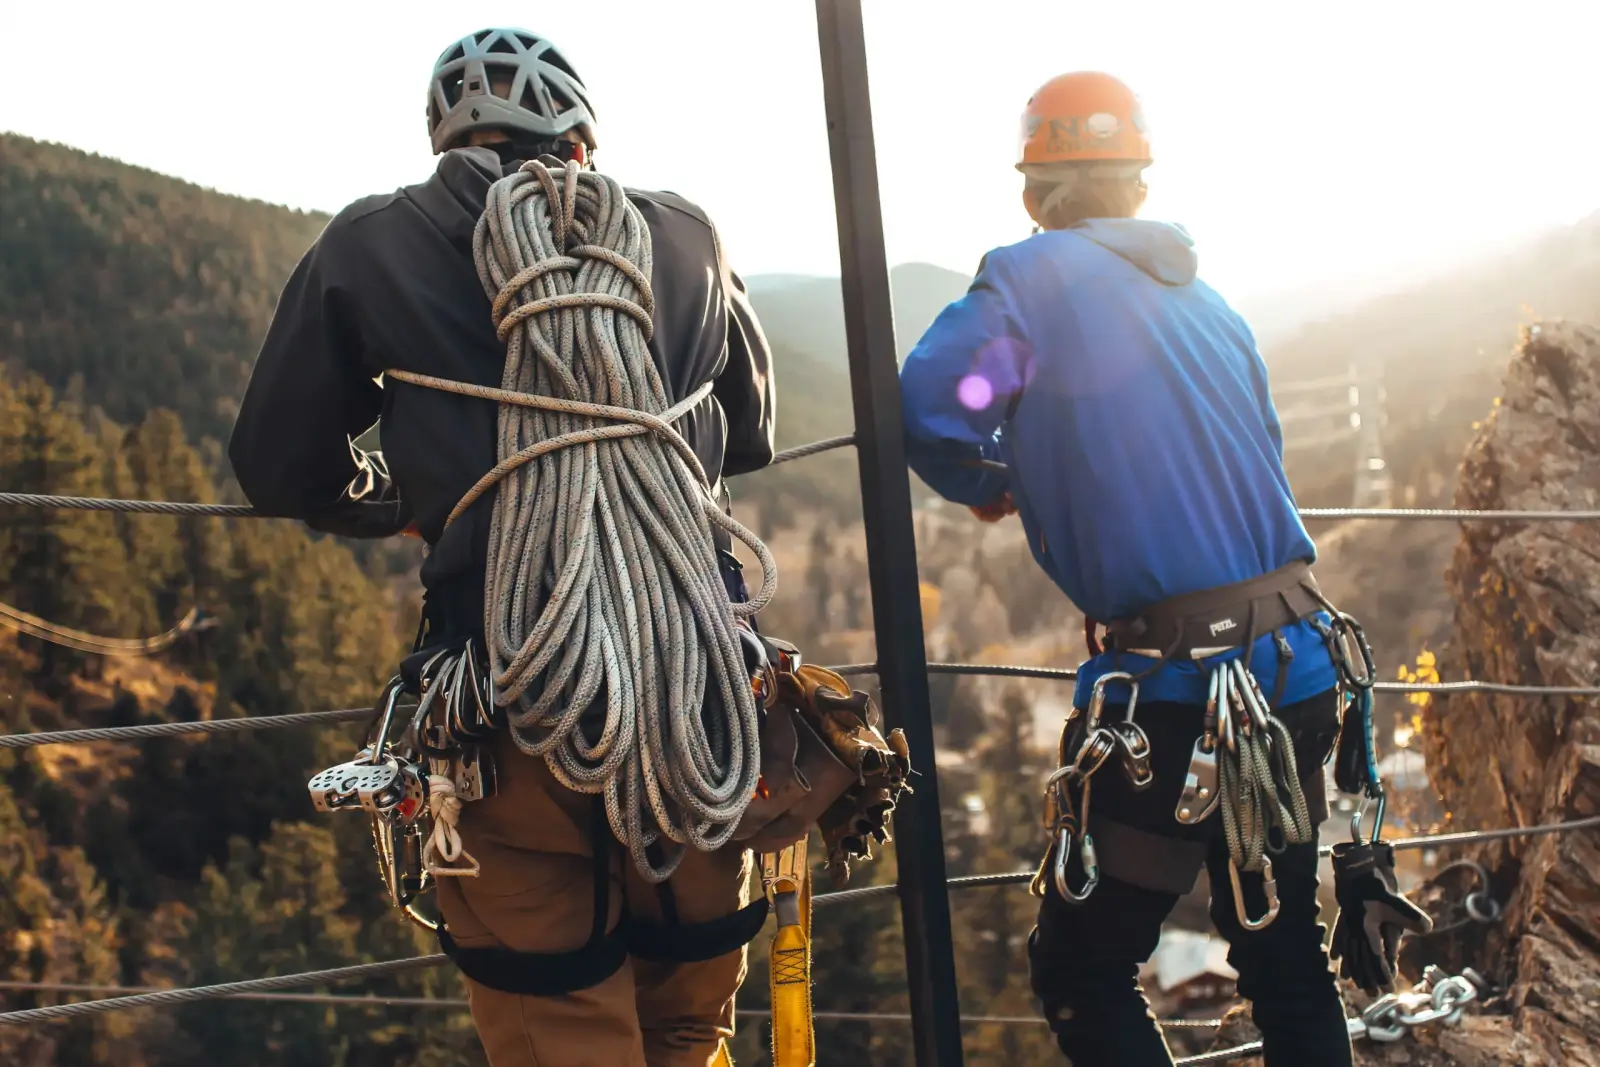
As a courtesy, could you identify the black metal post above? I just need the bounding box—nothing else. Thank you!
[812,3,966,1065]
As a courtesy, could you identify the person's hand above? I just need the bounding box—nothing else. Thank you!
[969,492,1018,523]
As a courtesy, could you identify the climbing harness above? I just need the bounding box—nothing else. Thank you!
[0,600,214,657]
[379,157,777,884]
[764,840,816,1067]
[1046,564,1350,927]
[1031,671,1150,903]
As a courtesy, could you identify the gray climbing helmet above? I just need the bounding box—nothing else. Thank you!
[426,29,597,156]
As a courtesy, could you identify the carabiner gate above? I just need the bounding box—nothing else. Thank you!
[1054,826,1099,904]
[1228,855,1281,931]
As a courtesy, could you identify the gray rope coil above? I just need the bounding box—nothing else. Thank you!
[389,159,776,884]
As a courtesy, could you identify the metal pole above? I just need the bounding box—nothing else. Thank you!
[812,3,966,1065]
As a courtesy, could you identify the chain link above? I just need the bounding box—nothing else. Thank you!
[1360,971,1479,1043]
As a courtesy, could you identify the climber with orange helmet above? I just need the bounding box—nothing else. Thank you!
[897,73,1407,1066]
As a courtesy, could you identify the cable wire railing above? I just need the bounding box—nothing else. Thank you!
[0,425,1588,1062]
[2,664,1596,751]
[0,430,1598,522]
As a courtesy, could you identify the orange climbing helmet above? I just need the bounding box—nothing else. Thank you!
[1016,72,1152,169]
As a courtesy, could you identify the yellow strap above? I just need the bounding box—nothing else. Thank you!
[711,1040,735,1067]
[768,846,815,1067]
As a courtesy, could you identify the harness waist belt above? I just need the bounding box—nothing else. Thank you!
[1104,561,1323,659]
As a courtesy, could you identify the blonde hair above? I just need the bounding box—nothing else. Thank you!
[1022,163,1148,230]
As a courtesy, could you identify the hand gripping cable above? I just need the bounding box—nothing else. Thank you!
[386,158,777,882]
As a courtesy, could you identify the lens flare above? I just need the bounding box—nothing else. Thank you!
[957,374,994,411]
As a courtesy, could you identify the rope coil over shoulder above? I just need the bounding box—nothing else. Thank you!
[386,158,777,883]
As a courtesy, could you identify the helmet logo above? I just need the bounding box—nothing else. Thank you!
[1131,107,1148,135]
[471,107,481,121]
[1086,113,1120,140]
[1024,114,1043,138]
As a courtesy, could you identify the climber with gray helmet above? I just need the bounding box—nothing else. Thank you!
[230,27,776,1067]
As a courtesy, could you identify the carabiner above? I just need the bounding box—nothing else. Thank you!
[1228,855,1281,931]
[1230,660,1271,733]
[1216,668,1238,754]
[1350,789,1388,845]
[1054,825,1100,903]
[1085,671,1139,734]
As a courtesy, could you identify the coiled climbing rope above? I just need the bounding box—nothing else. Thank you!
[386,159,776,883]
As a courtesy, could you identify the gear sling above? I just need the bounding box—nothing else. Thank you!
[1040,560,1372,930]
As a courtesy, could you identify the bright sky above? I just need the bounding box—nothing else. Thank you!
[4,0,1598,314]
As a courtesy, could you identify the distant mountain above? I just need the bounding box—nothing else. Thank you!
[0,134,328,446]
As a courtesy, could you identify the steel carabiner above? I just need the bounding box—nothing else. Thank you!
[1228,855,1281,931]
[1351,789,1388,845]
[1085,670,1139,734]
[1054,825,1100,904]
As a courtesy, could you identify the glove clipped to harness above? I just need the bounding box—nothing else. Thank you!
[1329,840,1434,994]
[731,634,912,887]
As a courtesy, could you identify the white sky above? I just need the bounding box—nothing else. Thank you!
[4,0,1599,309]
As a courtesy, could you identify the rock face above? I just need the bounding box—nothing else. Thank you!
[1380,322,1600,1066]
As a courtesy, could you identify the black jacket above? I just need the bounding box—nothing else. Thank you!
[229,148,776,638]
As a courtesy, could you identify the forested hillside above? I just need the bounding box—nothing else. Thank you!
[0,135,327,445]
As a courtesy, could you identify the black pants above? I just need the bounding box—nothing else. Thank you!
[1028,688,1353,1067]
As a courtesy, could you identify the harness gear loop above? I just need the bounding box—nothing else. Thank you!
[387,158,780,883]
[764,841,815,1067]
[422,773,481,878]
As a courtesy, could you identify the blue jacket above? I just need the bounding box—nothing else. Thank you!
[899,219,1337,708]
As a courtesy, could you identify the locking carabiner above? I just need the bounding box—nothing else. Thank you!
[1054,825,1099,903]
[1228,855,1281,931]
[1085,670,1139,734]
[1351,789,1388,845]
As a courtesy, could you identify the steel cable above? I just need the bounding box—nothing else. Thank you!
[2,816,1587,1028]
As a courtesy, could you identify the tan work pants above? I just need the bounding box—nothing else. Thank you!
[436,729,752,1067]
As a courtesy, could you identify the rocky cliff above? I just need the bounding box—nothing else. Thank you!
[1357,322,1600,1066]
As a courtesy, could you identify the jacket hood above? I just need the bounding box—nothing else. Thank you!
[1073,219,1198,286]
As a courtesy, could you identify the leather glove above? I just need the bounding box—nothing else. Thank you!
[969,491,1017,523]
[1329,841,1433,994]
